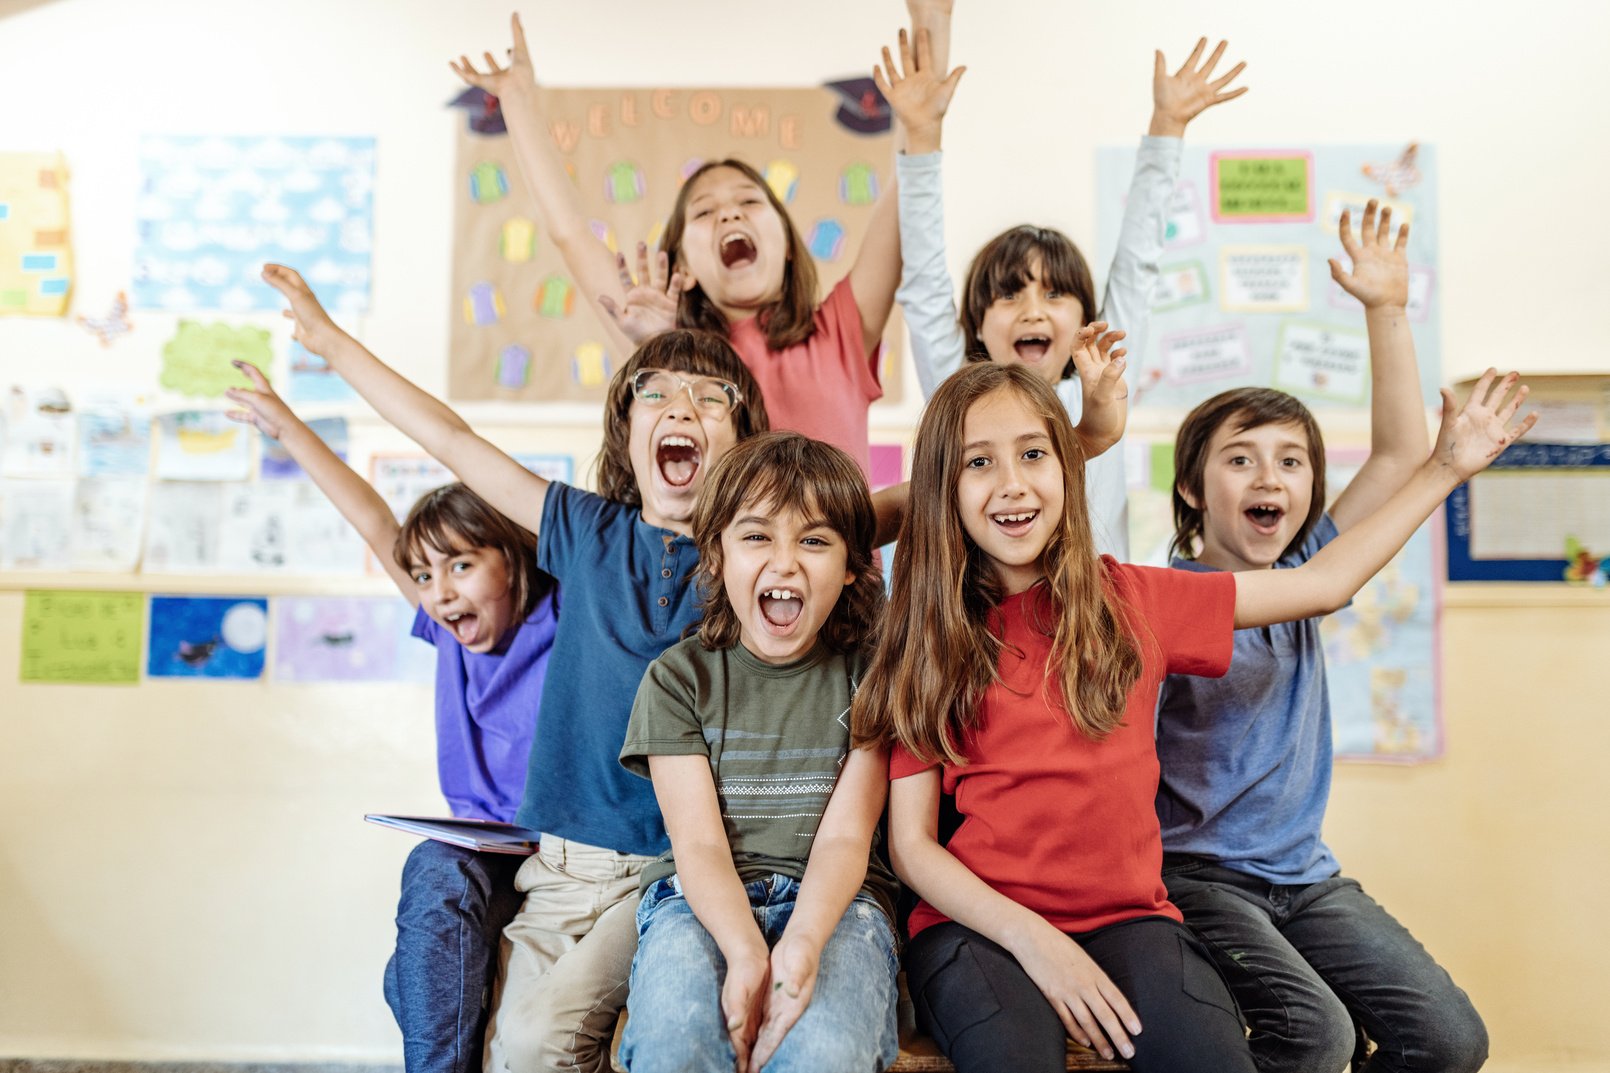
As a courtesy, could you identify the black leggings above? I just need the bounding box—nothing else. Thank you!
[904,917,1256,1073]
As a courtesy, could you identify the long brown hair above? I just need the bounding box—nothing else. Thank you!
[691,431,882,655]
[394,482,553,619]
[1169,387,1327,562]
[959,225,1098,381]
[594,329,770,507]
[659,158,819,350]
[852,364,1143,763]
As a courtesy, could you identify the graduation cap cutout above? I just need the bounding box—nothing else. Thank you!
[821,76,891,136]
[448,86,507,136]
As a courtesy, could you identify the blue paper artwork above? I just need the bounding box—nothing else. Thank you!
[286,340,359,404]
[261,416,347,480]
[133,136,375,315]
[146,595,270,679]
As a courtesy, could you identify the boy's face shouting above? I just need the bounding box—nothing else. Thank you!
[1183,416,1315,572]
[720,497,854,665]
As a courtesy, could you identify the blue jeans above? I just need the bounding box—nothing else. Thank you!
[1163,857,1488,1073]
[618,875,900,1073]
[382,839,523,1073]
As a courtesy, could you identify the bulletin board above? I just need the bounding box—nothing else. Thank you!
[447,85,901,404]
[1095,143,1440,410]
[1446,441,1610,583]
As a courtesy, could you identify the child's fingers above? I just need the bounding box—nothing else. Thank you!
[1214,84,1250,104]
[1199,39,1227,79]
[1335,208,1360,259]
[1098,976,1142,1037]
[1492,375,1526,422]
[897,26,912,75]
[1087,996,1134,1061]
[1153,49,1166,83]
[1061,998,1117,1061]
[1359,200,1379,247]
[635,242,654,286]
[481,51,502,74]
[1327,257,1348,287]
[914,25,932,69]
[1394,221,1411,252]
[881,44,898,82]
[614,252,634,291]
[1469,367,1499,409]
[939,64,967,100]
[1376,205,1393,246]
[667,269,687,296]
[1176,36,1207,78]
[1510,410,1540,442]
[1210,60,1246,91]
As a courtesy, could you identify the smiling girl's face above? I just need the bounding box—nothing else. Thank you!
[674,165,790,317]
[409,541,516,653]
[956,387,1066,594]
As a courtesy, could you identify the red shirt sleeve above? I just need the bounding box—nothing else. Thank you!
[1108,560,1236,679]
[818,275,883,401]
[889,739,940,780]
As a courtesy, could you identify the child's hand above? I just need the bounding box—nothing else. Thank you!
[1015,921,1141,1062]
[904,0,954,16]
[261,264,350,360]
[1329,200,1409,312]
[1150,38,1247,138]
[747,936,820,1072]
[1071,322,1129,458]
[597,242,683,345]
[223,360,295,440]
[721,951,770,1073]
[873,27,966,155]
[448,12,538,100]
[1431,369,1537,482]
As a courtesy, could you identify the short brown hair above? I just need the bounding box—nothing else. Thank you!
[1170,388,1328,562]
[594,329,770,507]
[691,431,882,655]
[959,225,1098,381]
[394,483,553,619]
[659,159,820,351]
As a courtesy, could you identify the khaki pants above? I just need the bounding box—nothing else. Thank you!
[483,836,654,1073]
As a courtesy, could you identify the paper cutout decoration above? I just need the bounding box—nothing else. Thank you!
[604,162,646,204]
[286,340,358,404]
[586,219,618,254]
[469,161,509,204]
[535,275,574,318]
[273,596,433,683]
[77,391,152,477]
[146,596,268,680]
[261,416,347,480]
[807,219,846,261]
[78,291,132,346]
[1564,537,1609,587]
[134,135,374,314]
[155,411,251,481]
[448,86,508,135]
[0,152,73,316]
[500,218,537,262]
[160,320,273,397]
[20,590,143,684]
[821,77,892,135]
[572,341,610,387]
[0,478,73,569]
[497,345,531,389]
[764,160,799,203]
[2,385,75,478]
[464,282,504,325]
[838,163,879,206]
[1362,142,1422,197]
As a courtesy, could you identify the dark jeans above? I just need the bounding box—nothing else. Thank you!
[1163,857,1488,1073]
[904,916,1256,1073]
[382,839,524,1073]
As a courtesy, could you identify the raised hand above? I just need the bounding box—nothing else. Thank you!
[261,264,349,360]
[721,951,770,1073]
[1432,369,1537,481]
[223,360,294,440]
[1070,321,1129,457]
[1150,38,1247,138]
[747,937,820,1072]
[597,241,683,344]
[448,12,537,100]
[873,27,966,155]
[1015,922,1141,1062]
[1330,199,1410,311]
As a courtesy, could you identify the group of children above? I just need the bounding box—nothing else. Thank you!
[224,5,1533,1072]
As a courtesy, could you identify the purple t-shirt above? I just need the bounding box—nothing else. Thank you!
[411,590,559,823]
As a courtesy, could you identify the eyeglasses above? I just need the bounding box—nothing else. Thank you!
[630,369,744,417]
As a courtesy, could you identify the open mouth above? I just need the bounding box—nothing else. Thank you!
[657,435,702,487]
[1012,336,1052,363]
[445,611,479,645]
[1245,504,1284,535]
[759,587,804,630]
[720,233,757,269]
[991,509,1039,536]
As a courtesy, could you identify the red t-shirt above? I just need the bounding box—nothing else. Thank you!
[727,275,881,475]
[890,561,1236,937]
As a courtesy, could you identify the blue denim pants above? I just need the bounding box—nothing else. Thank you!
[1163,857,1488,1073]
[382,839,523,1073]
[618,874,900,1073]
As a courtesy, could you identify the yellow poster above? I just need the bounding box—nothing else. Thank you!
[0,152,72,317]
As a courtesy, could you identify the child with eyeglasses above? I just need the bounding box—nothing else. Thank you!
[261,263,769,1073]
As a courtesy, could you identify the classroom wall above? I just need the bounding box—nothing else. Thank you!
[1,0,1605,1067]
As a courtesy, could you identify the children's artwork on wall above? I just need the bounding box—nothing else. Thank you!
[1096,144,1440,410]
[0,478,73,569]
[76,390,152,477]
[448,86,902,404]
[155,411,252,481]
[371,452,575,522]
[273,596,433,683]
[285,339,358,404]
[159,320,273,397]
[143,481,224,572]
[20,590,143,684]
[77,290,133,346]
[146,595,268,680]
[3,385,75,478]
[0,152,73,317]
[261,416,347,480]
[133,135,375,315]
[71,477,148,571]
[280,483,366,574]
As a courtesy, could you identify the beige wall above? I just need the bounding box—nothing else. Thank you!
[1,0,1606,1066]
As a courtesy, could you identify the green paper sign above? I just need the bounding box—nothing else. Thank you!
[1149,443,1176,497]
[159,320,273,397]
[21,590,144,684]
[1213,154,1311,220]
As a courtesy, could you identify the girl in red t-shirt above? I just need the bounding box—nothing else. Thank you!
[852,362,1533,1073]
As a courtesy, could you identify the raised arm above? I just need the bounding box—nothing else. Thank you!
[647,753,772,1072]
[1234,370,1536,628]
[262,264,548,535]
[888,768,1140,1063]
[451,15,668,354]
[224,361,416,600]
[1326,200,1430,531]
[748,744,887,1071]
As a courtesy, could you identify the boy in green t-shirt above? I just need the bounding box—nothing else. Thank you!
[619,431,898,1073]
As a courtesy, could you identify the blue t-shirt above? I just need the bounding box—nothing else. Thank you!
[513,482,699,856]
[412,589,559,823]
[1155,514,1342,885]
